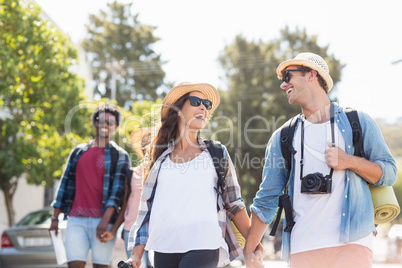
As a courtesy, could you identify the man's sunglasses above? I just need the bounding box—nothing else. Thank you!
[185,96,213,110]
[96,118,116,126]
[282,69,304,83]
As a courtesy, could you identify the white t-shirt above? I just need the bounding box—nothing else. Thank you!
[291,119,372,254]
[145,151,228,253]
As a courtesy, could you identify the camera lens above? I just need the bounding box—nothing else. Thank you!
[306,177,315,186]
[302,173,322,192]
[117,261,132,268]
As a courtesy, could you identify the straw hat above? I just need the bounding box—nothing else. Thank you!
[130,128,151,159]
[161,82,220,120]
[276,52,334,91]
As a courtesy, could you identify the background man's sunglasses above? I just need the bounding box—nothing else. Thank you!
[96,119,116,126]
[185,96,213,110]
[282,69,304,83]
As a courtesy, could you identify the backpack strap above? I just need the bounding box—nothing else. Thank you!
[344,108,366,157]
[280,115,299,187]
[269,115,299,236]
[270,115,299,236]
[204,140,228,211]
[269,194,295,236]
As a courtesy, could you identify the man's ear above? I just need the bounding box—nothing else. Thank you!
[310,70,318,80]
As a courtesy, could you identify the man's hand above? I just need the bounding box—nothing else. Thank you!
[244,243,264,268]
[325,141,352,170]
[49,208,61,236]
[48,220,59,236]
[325,142,383,184]
[96,218,109,241]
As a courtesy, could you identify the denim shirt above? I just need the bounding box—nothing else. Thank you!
[251,103,397,261]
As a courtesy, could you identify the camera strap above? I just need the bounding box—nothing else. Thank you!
[300,103,335,181]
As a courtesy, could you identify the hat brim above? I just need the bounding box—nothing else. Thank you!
[130,128,151,159]
[161,83,220,120]
[276,59,334,91]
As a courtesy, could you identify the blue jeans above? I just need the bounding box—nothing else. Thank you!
[153,249,219,268]
[123,230,151,267]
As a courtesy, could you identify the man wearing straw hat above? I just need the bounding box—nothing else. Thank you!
[244,53,397,267]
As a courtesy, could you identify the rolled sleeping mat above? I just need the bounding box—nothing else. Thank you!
[369,185,400,224]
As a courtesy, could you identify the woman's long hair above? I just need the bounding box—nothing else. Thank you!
[143,93,190,181]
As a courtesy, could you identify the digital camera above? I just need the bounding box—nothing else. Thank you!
[117,261,133,268]
[301,172,332,194]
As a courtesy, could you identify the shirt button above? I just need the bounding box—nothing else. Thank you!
[337,120,340,123]
[345,195,348,198]
[342,129,345,133]
[342,213,346,216]
[348,145,351,149]
[347,178,350,181]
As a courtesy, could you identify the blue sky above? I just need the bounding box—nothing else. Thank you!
[35,0,402,123]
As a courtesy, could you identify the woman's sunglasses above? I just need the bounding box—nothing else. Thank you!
[185,96,213,110]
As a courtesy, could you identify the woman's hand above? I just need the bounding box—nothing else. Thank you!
[244,243,265,267]
[99,230,115,243]
[128,245,145,268]
[127,256,141,268]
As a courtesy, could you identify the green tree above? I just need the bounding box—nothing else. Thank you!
[114,98,162,165]
[0,0,90,226]
[81,1,166,108]
[214,27,344,206]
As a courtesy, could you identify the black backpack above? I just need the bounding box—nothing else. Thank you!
[204,140,247,247]
[269,107,365,236]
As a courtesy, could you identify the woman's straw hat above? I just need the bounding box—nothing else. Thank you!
[161,82,220,120]
[130,128,151,159]
[276,52,334,91]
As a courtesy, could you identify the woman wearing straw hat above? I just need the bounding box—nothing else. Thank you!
[126,82,263,268]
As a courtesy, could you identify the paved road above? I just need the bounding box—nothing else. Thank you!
[103,224,401,268]
[108,238,401,268]
[230,260,402,268]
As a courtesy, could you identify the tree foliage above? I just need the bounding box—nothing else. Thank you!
[0,0,91,226]
[81,1,166,108]
[114,98,162,166]
[214,27,344,206]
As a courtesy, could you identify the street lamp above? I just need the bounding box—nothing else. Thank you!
[105,60,126,101]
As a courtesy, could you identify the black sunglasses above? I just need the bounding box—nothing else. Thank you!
[282,69,304,83]
[96,118,116,126]
[185,96,213,110]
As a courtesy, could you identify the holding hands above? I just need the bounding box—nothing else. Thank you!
[244,243,265,268]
